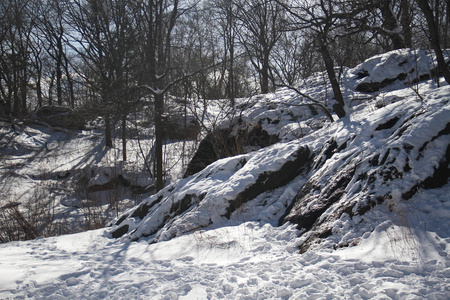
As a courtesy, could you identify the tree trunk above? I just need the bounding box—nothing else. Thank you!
[36,74,43,108]
[63,56,75,108]
[379,1,406,50]
[261,61,270,94]
[229,37,235,106]
[417,0,450,85]
[48,72,55,105]
[122,113,127,161]
[154,93,164,191]
[319,39,346,119]
[20,69,27,114]
[56,56,62,106]
[105,112,113,147]
[400,0,412,48]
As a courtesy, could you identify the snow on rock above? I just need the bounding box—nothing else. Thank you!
[350,48,450,93]
[108,49,450,261]
[109,99,447,253]
[282,86,450,252]
[108,143,312,242]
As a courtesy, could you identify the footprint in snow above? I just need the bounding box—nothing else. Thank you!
[65,277,79,286]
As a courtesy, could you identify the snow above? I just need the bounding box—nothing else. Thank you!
[0,118,198,237]
[0,219,448,299]
[1,49,450,298]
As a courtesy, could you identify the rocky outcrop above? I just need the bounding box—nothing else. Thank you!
[107,51,450,256]
[108,143,311,242]
[281,96,450,253]
[353,49,450,94]
[108,86,450,251]
[184,125,279,177]
[34,105,85,130]
[184,129,241,177]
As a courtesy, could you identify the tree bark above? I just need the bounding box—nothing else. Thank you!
[228,15,235,106]
[122,113,127,161]
[105,112,113,147]
[416,0,450,85]
[154,93,164,191]
[261,58,270,94]
[400,0,412,48]
[56,42,63,106]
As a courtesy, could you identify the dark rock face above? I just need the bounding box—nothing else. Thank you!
[375,117,400,131]
[246,124,279,147]
[278,109,450,253]
[111,224,129,238]
[110,195,163,239]
[184,129,241,177]
[225,146,311,218]
[356,75,404,93]
[35,105,84,130]
[184,126,279,178]
[281,166,355,231]
[108,143,310,242]
[422,140,450,189]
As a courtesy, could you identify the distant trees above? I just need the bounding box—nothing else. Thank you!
[278,0,367,118]
[235,0,287,94]
[215,0,239,104]
[67,0,138,149]
[0,0,36,116]
[38,0,74,107]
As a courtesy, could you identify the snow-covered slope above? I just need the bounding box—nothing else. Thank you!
[108,50,449,253]
[0,49,449,299]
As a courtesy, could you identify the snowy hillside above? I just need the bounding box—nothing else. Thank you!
[108,49,450,250]
[0,49,449,299]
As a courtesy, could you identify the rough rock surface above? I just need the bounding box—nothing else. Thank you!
[35,105,85,130]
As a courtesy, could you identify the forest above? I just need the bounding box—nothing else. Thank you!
[2,0,450,191]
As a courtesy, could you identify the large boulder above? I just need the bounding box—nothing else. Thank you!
[184,125,279,178]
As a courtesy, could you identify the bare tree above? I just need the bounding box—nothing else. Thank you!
[236,0,286,94]
[271,30,322,85]
[211,0,240,105]
[37,0,76,108]
[0,0,37,116]
[135,0,184,191]
[67,0,138,148]
[279,0,363,118]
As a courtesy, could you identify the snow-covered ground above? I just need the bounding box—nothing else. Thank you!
[0,49,449,298]
[0,216,448,299]
[0,117,198,238]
